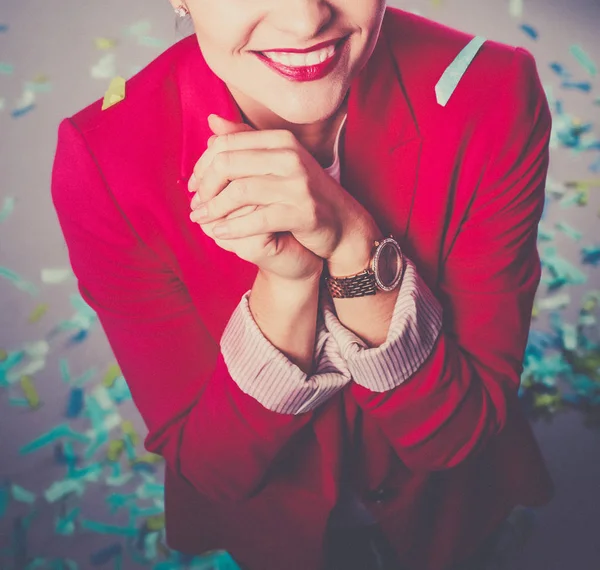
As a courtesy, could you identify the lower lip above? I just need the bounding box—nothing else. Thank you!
[254,37,348,82]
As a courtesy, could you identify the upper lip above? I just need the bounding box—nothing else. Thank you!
[256,36,347,54]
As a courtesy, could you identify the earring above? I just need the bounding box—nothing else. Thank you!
[174,4,189,18]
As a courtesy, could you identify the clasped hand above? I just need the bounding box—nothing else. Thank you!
[188,114,370,281]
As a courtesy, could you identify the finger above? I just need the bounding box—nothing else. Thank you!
[199,147,301,204]
[207,204,292,240]
[210,129,296,155]
[190,176,284,223]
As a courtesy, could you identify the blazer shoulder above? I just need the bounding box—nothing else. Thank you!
[65,35,197,139]
[383,8,542,118]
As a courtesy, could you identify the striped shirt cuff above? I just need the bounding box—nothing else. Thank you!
[321,257,443,392]
[220,291,353,415]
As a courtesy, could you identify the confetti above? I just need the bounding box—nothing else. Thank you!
[101,76,126,110]
[435,35,486,106]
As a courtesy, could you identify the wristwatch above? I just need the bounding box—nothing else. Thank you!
[323,234,405,298]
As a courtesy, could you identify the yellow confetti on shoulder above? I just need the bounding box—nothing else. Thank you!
[102,76,126,111]
[95,37,118,50]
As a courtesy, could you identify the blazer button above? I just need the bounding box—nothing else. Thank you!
[365,486,395,504]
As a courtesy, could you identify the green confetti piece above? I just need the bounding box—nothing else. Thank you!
[0,196,15,221]
[570,44,597,76]
[0,62,14,74]
[11,484,36,504]
[435,36,486,106]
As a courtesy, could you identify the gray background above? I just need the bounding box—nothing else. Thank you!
[0,0,599,569]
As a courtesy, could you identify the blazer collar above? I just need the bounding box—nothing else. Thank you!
[177,8,421,242]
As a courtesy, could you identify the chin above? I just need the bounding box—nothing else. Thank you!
[269,97,345,125]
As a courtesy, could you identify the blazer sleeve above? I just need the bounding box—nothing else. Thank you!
[51,118,330,502]
[347,46,551,471]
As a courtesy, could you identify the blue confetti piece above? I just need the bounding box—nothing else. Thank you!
[582,245,600,266]
[11,103,36,118]
[90,542,123,566]
[549,62,570,78]
[520,24,538,39]
[435,35,486,107]
[0,24,9,33]
[561,80,592,92]
[0,62,14,74]
[65,387,84,418]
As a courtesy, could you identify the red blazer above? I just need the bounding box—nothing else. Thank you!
[51,7,554,570]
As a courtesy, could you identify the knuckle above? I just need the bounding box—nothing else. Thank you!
[231,178,248,203]
[212,151,229,172]
[284,148,301,170]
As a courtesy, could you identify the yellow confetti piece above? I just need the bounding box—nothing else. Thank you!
[531,304,539,318]
[95,37,118,50]
[134,452,163,465]
[102,363,121,387]
[107,439,125,462]
[31,74,49,84]
[28,303,49,323]
[145,513,165,531]
[20,375,41,408]
[121,420,139,446]
[101,76,126,111]
[0,349,7,361]
[565,179,600,189]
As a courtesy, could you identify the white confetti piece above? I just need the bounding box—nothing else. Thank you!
[41,268,73,284]
[435,36,486,107]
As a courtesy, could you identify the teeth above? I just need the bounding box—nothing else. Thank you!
[262,44,336,67]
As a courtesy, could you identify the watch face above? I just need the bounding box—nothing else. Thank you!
[376,242,401,287]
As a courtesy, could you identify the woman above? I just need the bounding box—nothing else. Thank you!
[51,1,554,569]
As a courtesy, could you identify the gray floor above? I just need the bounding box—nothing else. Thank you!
[0,1,599,569]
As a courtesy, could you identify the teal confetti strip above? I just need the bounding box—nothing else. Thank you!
[555,221,583,241]
[0,266,38,296]
[55,507,80,535]
[0,196,15,222]
[0,62,14,74]
[435,36,486,106]
[20,423,90,455]
[569,44,597,77]
[137,36,168,49]
[11,484,36,504]
[44,479,86,503]
[8,397,31,406]
[0,483,8,517]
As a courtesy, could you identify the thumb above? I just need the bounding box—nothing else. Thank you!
[208,113,255,135]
